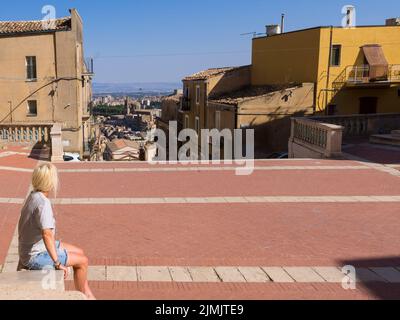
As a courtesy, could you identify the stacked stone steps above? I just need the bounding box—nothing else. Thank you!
[392,130,400,137]
[370,130,400,147]
[0,270,86,300]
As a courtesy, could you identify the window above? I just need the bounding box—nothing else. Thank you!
[195,117,200,135]
[184,115,189,129]
[27,100,37,116]
[359,97,377,114]
[215,111,221,130]
[184,87,190,99]
[26,56,37,80]
[196,85,201,105]
[331,45,341,66]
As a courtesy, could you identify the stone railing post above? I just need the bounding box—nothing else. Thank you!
[288,118,296,158]
[145,143,157,162]
[325,124,343,158]
[50,123,64,162]
[289,118,343,159]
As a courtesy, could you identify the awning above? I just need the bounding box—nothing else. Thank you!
[362,45,389,81]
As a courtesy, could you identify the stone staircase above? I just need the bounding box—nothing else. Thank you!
[370,130,400,147]
[0,270,86,300]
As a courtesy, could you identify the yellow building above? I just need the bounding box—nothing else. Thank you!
[179,66,251,133]
[0,9,93,156]
[252,23,400,115]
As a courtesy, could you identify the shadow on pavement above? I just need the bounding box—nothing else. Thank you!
[340,257,400,300]
[28,143,51,161]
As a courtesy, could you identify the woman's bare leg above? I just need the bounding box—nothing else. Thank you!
[60,242,85,255]
[66,252,96,300]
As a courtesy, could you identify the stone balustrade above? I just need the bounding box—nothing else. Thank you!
[0,123,65,162]
[311,113,400,138]
[0,123,53,145]
[289,118,343,159]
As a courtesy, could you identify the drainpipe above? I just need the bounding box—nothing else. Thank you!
[325,26,334,115]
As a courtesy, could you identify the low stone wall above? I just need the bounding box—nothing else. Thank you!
[289,118,344,159]
[311,113,400,139]
[0,123,65,162]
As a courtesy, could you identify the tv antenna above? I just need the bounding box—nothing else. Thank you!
[240,31,265,38]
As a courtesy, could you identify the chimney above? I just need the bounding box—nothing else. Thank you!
[281,14,285,33]
[265,24,281,36]
[344,6,356,27]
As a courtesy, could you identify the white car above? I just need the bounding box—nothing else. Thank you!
[63,153,81,162]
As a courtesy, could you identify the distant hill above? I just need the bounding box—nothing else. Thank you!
[93,82,182,96]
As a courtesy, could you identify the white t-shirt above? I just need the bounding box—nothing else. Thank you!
[18,192,56,266]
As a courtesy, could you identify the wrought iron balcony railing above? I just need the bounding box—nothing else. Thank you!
[333,64,400,88]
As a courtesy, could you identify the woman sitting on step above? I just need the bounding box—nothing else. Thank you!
[18,163,96,300]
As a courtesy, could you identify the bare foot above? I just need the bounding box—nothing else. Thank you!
[86,293,97,300]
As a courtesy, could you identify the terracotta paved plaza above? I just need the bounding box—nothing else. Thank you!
[1,145,400,299]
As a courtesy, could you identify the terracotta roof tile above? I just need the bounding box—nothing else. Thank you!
[183,66,249,81]
[209,83,301,106]
[162,93,182,103]
[107,139,142,153]
[0,17,71,35]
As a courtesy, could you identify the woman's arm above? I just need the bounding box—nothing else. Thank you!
[42,229,59,265]
[42,229,69,279]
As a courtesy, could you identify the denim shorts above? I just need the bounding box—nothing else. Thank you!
[27,241,68,270]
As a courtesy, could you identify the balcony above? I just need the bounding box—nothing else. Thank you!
[180,97,191,112]
[333,64,400,88]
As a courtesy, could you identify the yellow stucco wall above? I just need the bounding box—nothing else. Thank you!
[252,28,321,85]
[181,66,251,132]
[0,34,56,123]
[0,9,92,155]
[317,26,400,114]
[252,25,400,115]
[207,83,315,156]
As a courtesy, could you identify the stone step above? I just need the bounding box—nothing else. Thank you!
[0,290,86,300]
[392,130,400,137]
[370,134,400,147]
[0,271,65,292]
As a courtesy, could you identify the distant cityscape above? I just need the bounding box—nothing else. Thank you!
[93,82,181,97]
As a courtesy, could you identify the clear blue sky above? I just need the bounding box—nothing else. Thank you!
[1,0,399,83]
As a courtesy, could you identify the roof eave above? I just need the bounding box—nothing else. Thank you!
[0,28,70,38]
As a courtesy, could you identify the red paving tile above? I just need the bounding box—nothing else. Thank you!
[0,171,32,198]
[0,205,20,265]
[56,169,400,198]
[65,281,388,300]
[1,151,400,300]
[55,159,363,170]
[56,203,400,267]
[0,154,39,169]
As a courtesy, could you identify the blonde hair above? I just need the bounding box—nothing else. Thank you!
[32,163,59,197]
